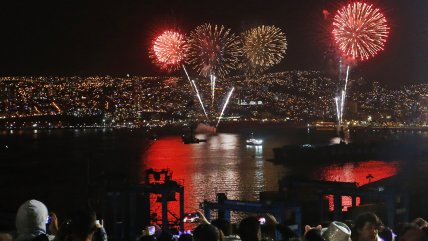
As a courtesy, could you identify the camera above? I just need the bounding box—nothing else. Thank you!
[183,212,199,223]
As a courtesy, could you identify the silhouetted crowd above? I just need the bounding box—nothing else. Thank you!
[1,199,428,241]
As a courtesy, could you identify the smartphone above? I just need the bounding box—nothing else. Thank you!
[258,217,266,225]
[46,215,52,225]
[96,219,104,228]
[183,212,199,223]
[148,226,156,236]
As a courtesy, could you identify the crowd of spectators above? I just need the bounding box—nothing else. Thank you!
[1,199,428,241]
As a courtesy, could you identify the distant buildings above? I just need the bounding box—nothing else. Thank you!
[0,72,427,128]
[419,95,428,125]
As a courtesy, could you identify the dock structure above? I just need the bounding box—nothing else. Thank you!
[279,177,409,227]
[201,193,302,237]
[105,168,184,241]
[102,169,409,241]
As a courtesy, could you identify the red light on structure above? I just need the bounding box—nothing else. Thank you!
[320,161,398,212]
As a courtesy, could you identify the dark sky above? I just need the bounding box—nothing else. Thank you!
[0,0,427,87]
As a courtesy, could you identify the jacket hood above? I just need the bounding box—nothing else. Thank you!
[15,199,48,241]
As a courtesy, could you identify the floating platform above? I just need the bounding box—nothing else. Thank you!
[269,141,426,164]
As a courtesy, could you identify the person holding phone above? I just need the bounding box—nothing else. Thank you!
[15,199,55,241]
[53,208,98,241]
[211,218,240,241]
[92,219,108,241]
[184,211,222,241]
[183,211,210,224]
[184,213,201,223]
[47,212,59,236]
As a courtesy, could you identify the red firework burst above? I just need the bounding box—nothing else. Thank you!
[332,2,389,61]
[151,30,187,70]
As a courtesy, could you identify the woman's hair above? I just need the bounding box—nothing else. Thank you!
[211,219,232,236]
[239,217,261,241]
[354,213,383,231]
[351,212,383,241]
[193,224,220,241]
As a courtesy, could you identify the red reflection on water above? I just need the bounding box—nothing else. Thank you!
[317,160,399,212]
[142,137,197,229]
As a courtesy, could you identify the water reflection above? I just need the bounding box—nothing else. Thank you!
[143,133,402,225]
[246,145,264,189]
[0,128,420,229]
[143,134,284,224]
[246,145,263,158]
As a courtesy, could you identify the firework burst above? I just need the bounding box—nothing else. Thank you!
[242,25,287,68]
[187,23,242,77]
[151,30,187,70]
[332,2,389,61]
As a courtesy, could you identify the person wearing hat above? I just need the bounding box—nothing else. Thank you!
[322,221,352,241]
[303,225,323,241]
[14,199,57,241]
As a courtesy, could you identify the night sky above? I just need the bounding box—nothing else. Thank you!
[0,0,427,87]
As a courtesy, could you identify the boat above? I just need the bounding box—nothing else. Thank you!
[182,133,206,144]
[268,140,426,165]
[246,133,263,145]
[181,124,206,144]
[309,121,337,131]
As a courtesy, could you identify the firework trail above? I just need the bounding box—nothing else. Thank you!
[343,65,350,96]
[151,30,187,71]
[210,74,216,108]
[191,80,209,120]
[187,23,242,77]
[150,31,212,120]
[335,65,350,125]
[182,65,195,92]
[335,96,341,123]
[242,25,287,69]
[216,87,235,128]
[332,2,389,126]
[341,65,350,123]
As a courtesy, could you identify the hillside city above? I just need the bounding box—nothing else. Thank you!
[1,71,427,128]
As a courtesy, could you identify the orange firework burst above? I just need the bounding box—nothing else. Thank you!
[242,25,287,68]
